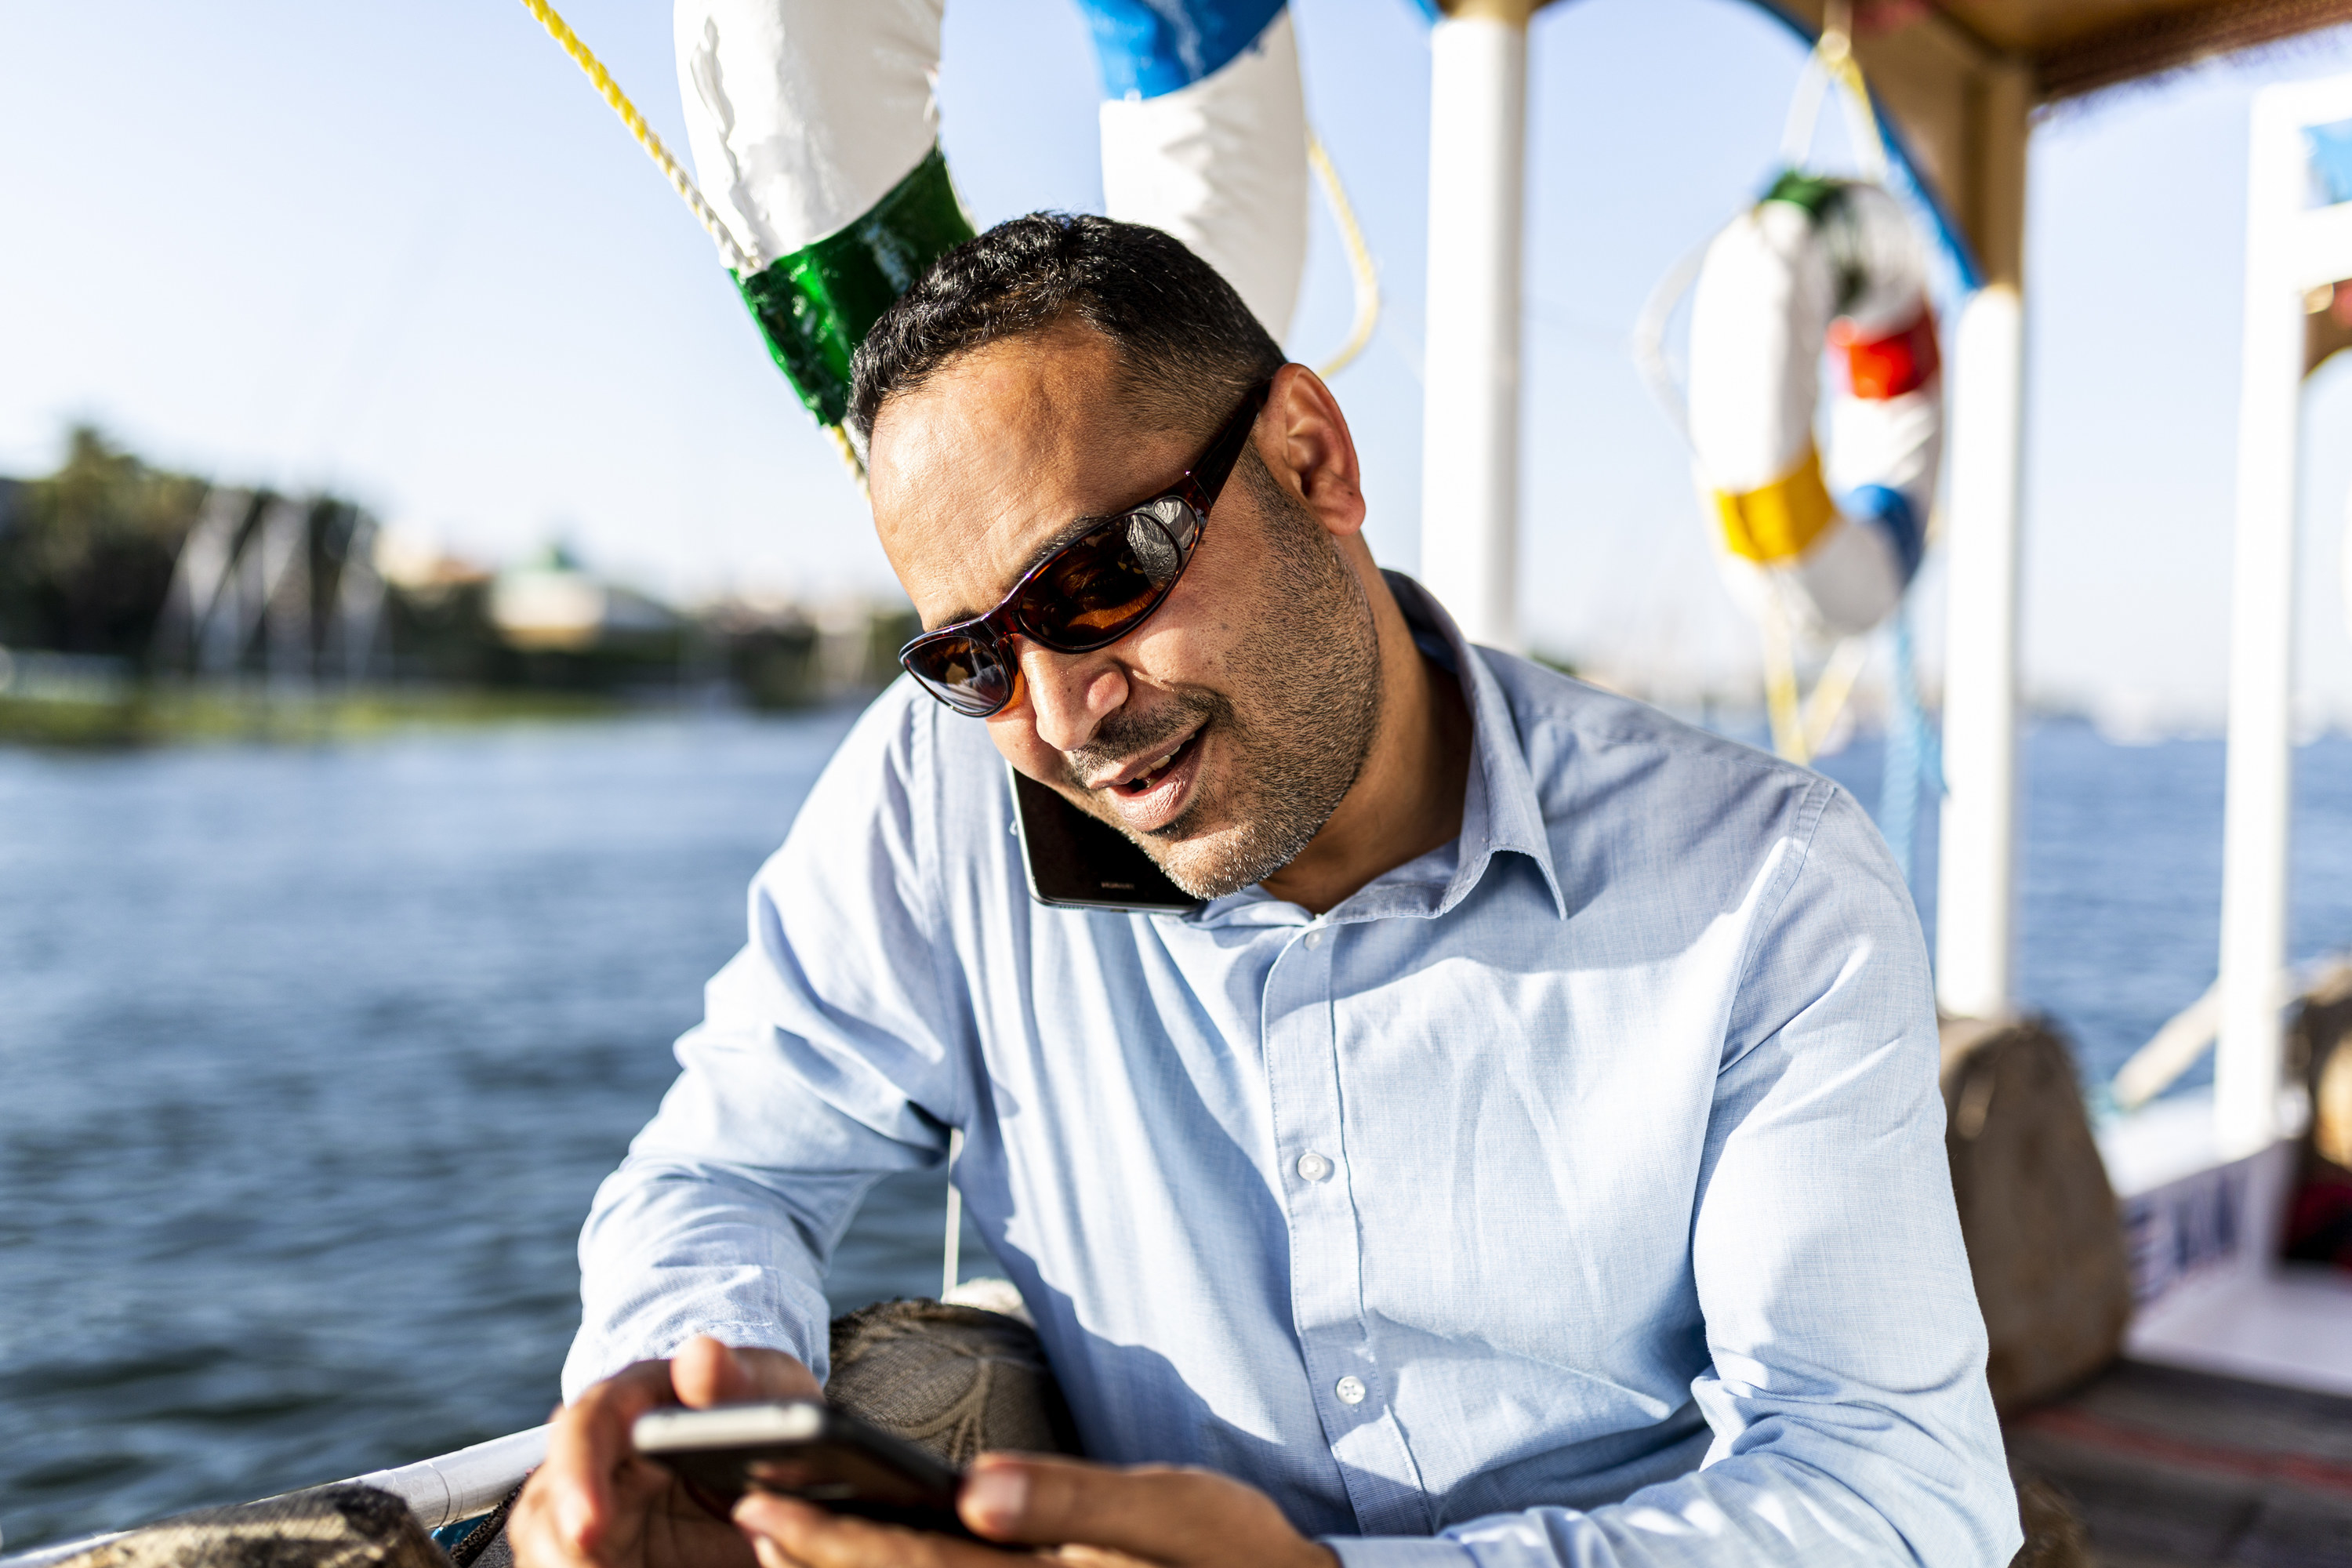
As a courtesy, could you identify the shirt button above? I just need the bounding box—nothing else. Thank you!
[1334,1376,1367,1406]
[1296,1150,1334,1182]
[1303,929,1323,949]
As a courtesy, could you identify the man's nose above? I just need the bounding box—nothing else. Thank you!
[1017,640,1128,753]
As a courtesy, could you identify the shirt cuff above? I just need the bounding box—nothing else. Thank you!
[1323,1537,1478,1567]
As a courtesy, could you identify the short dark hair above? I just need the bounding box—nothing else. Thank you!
[848,212,1284,449]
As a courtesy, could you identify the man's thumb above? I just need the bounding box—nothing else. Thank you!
[959,1456,1222,1555]
[673,1336,821,1406]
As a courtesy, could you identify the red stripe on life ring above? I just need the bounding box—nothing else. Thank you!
[1830,307,1940,401]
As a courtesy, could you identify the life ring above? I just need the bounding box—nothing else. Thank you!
[1685,172,1941,640]
[670,0,1308,434]
[1089,1,1305,340]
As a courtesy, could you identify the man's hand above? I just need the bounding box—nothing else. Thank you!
[731,1452,1341,1568]
[510,1337,824,1568]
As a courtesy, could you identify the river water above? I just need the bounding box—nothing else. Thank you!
[4,706,2350,1550]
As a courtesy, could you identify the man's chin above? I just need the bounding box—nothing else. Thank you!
[1135,815,1292,902]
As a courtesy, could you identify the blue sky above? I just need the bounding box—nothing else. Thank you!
[3,1,2350,724]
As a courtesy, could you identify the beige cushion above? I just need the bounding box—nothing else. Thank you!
[1941,1018,2132,1414]
[826,1299,1079,1465]
[52,1487,442,1568]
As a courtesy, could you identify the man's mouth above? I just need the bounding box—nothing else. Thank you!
[1086,723,1208,833]
[1111,732,1195,792]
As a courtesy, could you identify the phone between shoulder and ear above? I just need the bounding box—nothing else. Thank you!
[1006,764,1202,914]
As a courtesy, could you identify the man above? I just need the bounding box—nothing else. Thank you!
[510,214,2020,1567]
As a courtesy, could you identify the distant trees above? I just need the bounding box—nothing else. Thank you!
[0,427,205,659]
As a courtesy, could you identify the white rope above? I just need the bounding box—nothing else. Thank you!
[941,1126,964,1298]
[1307,130,1381,379]
[1777,1,1889,184]
[1630,235,1712,445]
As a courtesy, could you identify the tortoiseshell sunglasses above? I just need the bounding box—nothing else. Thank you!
[897,379,1272,717]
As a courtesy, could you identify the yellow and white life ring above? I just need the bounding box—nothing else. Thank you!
[1686,172,1940,641]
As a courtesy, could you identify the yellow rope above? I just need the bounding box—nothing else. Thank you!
[1748,0,1890,757]
[1824,56,1884,164]
[1775,0,1890,184]
[823,424,871,500]
[1760,593,1806,764]
[1817,22,1889,183]
[514,0,867,487]
[1307,132,1381,379]
[1800,634,1871,757]
[516,0,753,274]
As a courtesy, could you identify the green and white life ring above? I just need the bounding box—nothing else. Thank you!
[671,0,1309,443]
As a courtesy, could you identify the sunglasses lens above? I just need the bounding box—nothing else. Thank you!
[1018,506,1196,648]
[903,632,1014,717]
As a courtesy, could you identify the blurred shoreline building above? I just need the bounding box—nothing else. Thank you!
[0,430,917,719]
[153,488,388,684]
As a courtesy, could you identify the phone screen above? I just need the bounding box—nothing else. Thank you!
[1010,768,1202,913]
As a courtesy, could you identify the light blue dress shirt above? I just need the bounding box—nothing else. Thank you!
[564,575,2020,1566]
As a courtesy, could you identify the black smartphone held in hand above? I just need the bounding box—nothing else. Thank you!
[1010,767,1203,913]
[631,1400,975,1539]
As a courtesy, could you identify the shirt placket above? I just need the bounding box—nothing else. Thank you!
[1261,917,1433,1537]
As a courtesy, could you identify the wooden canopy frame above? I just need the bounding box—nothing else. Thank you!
[1762,1,2352,284]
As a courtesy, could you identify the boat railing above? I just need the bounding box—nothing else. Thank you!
[0,1427,549,1568]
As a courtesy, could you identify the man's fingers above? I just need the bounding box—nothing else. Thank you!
[958,1456,1233,1559]
[672,1337,823,1407]
[506,1477,587,1568]
[732,1491,1009,1568]
[539,1360,681,1549]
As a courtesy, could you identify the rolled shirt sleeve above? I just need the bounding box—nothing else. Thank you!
[562,693,970,1398]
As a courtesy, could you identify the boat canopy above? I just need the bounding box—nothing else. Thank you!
[1755,1,2352,276]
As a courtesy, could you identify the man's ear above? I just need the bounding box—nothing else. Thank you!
[1264,364,1367,541]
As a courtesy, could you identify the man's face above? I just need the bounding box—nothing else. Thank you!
[866,324,1381,899]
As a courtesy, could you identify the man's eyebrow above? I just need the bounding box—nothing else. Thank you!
[929,510,1123,628]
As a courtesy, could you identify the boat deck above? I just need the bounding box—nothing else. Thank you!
[2007,1353,2352,1566]
[2128,1261,2352,1399]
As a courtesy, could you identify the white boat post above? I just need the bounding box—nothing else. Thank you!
[1419,0,1537,655]
[1933,60,2033,1025]
[2216,74,2352,1160]
[2089,71,2352,1396]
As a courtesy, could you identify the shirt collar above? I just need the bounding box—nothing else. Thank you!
[1180,571,1566,927]
[1384,571,1566,921]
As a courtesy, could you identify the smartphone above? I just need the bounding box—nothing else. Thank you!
[1010,767,1202,913]
[632,1399,974,1538]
